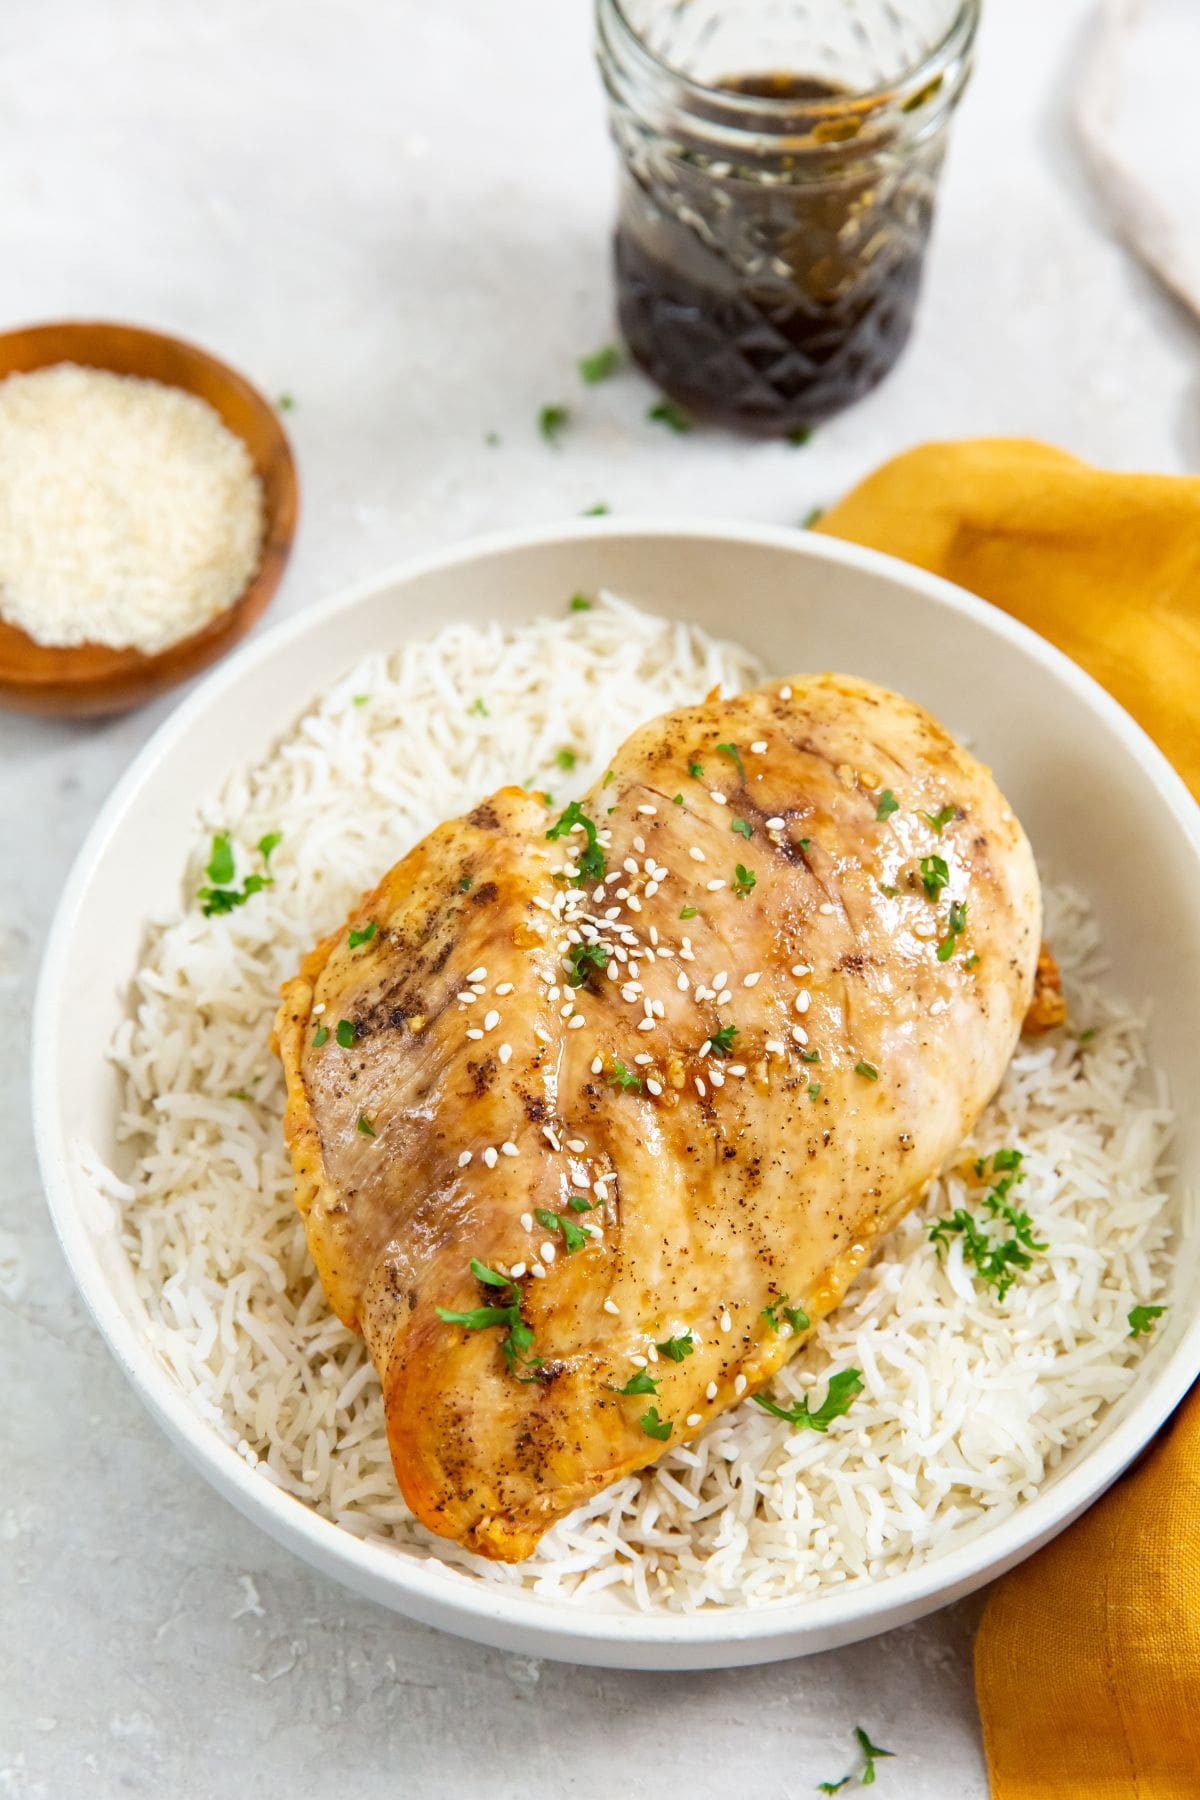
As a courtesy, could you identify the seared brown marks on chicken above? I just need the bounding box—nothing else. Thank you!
[274,672,1040,1559]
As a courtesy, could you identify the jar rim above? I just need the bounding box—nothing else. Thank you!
[599,0,980,126]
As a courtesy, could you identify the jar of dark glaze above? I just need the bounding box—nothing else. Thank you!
[596,0,979,435]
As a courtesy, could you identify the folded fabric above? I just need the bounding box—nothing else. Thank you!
[819,438,1200,1799]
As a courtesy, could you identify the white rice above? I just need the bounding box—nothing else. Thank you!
[101,596,1175,1611]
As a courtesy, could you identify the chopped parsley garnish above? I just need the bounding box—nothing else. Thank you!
[673,793,684,805]
[964,952,981,969]
[647,398,692,433]
[567,1195,595,1213]
[656,1331,695,1362]
[817,1782,850,1796]
[348,920,377,948]
[352,693,370,706]
[855,1060,879,1080]
[732,818,753,840]
[855,1728,895,1786]
[762,1300,810,1334]
[607,1058,643,1093]
[468,696,489,717]
[1129,1304,1166,1337]
[708,1023,738,1057]
[227,1088,252,1101]
[801,505,825,529]
[458,876,473,892]
[198,830,281,916]
[569,592,593,611]
[437,1261,541,1378]
[579,344,621,383]
[923,804,958,833]
[809,1082,822,1100]
[929,1149,1046,1300]
[277,392,296,411]
[753,1368,863,1431]
[602,768,615,787]
[539,403,569,444]
[688,759,705,778]
[555,747,577,770]
[798,837,811,852]
[336,1019,355,1048]
[534,1207,589,1254]
[357,1113,376,1137]
[1077,1026,1096,1042]
[733,863,756,898]
[787,424,814,446]
[566,941,608,987]
[639,1406,673,1439]
[878,882,899,898]
[546,800,606,883]
[582,502,610,516]
[936,898,968,961]
[875,790,899,821]
[716,741,745,782]
[609,1368,659,1396]
[312,1025,328,1047]
[919,853,950,898]
[800,1048,821,1063]
[679,904,698,920]
[484,430,501,447]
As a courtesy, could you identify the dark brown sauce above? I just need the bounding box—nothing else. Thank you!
[614,72,935,435]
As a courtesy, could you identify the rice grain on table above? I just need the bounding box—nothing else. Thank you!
[92,597,1175,1611]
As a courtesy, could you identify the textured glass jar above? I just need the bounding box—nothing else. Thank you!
[596,0,979,435]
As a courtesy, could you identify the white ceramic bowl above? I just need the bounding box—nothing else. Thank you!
[34,521,1200,1669]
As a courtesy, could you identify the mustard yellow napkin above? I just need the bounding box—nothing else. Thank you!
[818,439,1200,1799]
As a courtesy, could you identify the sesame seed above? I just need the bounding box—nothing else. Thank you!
[604,906,621,921]
[780,685,793,699]
[652,1000,665,1018]
[791,1025,809,1044]
[645,880,659,898]
[689,846,705,862]
[647,1079,662,1095]
[677,972,690,991]
[501,1141,519,1157]
[547,986,561,1002]
[591,1056,603,1074]
[561,1001,575,1019]
[795,990,810,1014]
[679,943,695,961]
[540,1241,556,1262]
[765,1039,786,1055]
[750,740,767,754]
[457,991,477,1004]
[520,1212,534,1231]
[543,1126,561,1150]
[603,1297,621,1316]
[686,1413,702,1428]
[698,1039,711,1058]
[706,1381,718,1400]
[531,1263,546,1279]
[695,1076,706,1097]
[483,1009,500,1031]
[631,1354,648,1368]
[637,1017,656,1032]
[637,804,657,815]
[499,1043,512,1064]
[633,835,646,853]
[509,1262,526,1278]
[819,902,835,915]
[466,966,487,983]
[623,857,638,875]
[566,1137,586,1152]
[717,989,733,1005]
[734,1373,747,1396]
[627,895,643,912]
[743,971,761,988]
[710,791,727,806]
[709,1069,725,1088]
[720,1311,732,1332]
[466,1027,484,1040]
[312,1002,326,1016]
[713,970,728,989]
[766,816,785,829]
[593,1179,609,1200]
[495,982,514,996]
[727,1063,747,1077]
[633,1053,652,1065]
[457,1150,473,1167]
[568,1014,586,1029]
[534,1026,551,1044]
[706,879,726,891]
[647,1344,659,1363]
[483,1147,498,1168]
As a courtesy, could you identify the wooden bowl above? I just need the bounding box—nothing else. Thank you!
[0,320,298,717]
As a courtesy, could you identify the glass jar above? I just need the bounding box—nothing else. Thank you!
[596,0,980,435]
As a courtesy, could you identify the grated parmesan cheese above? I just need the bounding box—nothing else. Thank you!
[0,363,264,653]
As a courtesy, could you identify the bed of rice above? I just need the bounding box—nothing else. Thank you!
[100,598,1175,1612]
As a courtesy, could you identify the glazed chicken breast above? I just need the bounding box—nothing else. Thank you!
[274,673,1040,1561]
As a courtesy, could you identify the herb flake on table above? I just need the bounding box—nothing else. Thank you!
[569,592,593,611]
[787,424,814,446]
[647,398,692,433]
[581,501,610,515]
[753,1368,863,1430]
[800,505,826,529]
[579,345,621,384]
[855,1727,895,1786]
[539,403,569,444]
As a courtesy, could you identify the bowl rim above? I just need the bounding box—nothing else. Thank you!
[32,516,1200,1659]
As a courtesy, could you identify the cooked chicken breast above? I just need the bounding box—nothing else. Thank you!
[274,673,1040,1561]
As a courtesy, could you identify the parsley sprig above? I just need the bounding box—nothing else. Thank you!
[640,1406,673,1439]
[534,1206,589,1254]
[656,1331,695,1362]
[708,1023,738,1057]
[733,863,757,898]
[753,1368,863,1431]
[609,1367,659,1397]
[606,1058,643,1093]
[1129,1304,1166,1337]
[919,854,949,898]
[436,1259,541,1379]
[546,800,606,883]
[929,1149,1046,1300]
[762,1299,810,1334]
[936,898,968,962]
[566,941,608,987]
